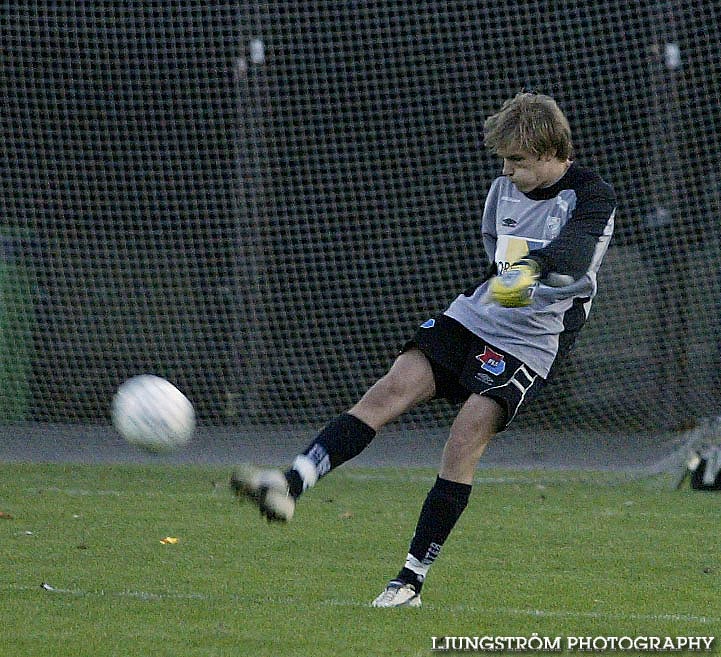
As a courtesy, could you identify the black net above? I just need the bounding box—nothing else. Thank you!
[2,2,720,440]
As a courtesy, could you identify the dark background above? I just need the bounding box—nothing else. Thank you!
[1,2,719,432]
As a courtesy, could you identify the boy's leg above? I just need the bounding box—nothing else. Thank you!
[231,349,435,521]
[372,394,503,607]
[374,353,543,607]
[286,348,436,496]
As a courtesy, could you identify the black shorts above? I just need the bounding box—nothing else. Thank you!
[402,314,543,429]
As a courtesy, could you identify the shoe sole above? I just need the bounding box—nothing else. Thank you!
[372,596,422,608]
[371,584,422,608]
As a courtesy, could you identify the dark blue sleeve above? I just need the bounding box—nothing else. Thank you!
[529,177,616,280]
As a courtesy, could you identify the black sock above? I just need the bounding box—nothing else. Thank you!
[284,413,376,498]
[285,468,305,499]
[396,476,472,592]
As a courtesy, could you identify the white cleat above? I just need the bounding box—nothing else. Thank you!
[371,581,422,608]
[230,466,295,522]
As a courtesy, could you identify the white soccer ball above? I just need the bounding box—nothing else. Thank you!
[111,374,195,453]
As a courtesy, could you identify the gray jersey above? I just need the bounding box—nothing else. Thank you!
[445,162,616,378]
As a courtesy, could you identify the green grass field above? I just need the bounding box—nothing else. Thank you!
[0,463,718,656]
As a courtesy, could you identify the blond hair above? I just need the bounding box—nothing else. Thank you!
[483,92,573,160]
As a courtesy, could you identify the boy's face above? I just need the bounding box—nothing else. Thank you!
[497,149,564,193]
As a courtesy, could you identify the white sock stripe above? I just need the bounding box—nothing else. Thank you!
[304,443,331,477]
[404,553,430,577]
[291,454,319,489]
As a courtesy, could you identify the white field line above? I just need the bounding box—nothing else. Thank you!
[22,484,229,498]
[3,583,717,626]
[21,472,709,524]
[22,468,659,497]
[323,598,721,625]
[343,471,662,485]
[30,486,124,496]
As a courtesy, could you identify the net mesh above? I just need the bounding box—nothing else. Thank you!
[2,3,720,457]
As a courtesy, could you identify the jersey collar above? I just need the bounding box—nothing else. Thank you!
[523,161,576,200]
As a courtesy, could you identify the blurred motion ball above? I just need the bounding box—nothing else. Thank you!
[111,375,195,453]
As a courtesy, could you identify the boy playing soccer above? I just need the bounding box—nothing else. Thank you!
[232,91,616,607]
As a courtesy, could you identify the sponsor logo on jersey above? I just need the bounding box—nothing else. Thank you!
[546,215,562,239]
[501,217,518,227]
[501,196,521,203]
[476,346,506,375]
[420,318,435,328]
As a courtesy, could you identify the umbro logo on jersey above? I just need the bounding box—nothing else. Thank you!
[501,217,518,227]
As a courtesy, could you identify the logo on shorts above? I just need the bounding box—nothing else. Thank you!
[420,318,435,328]
[476,346,506,375]
[474,371,495,386]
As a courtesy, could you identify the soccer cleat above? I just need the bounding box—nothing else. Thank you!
[230,466,295,522]
[371,580,422,608]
